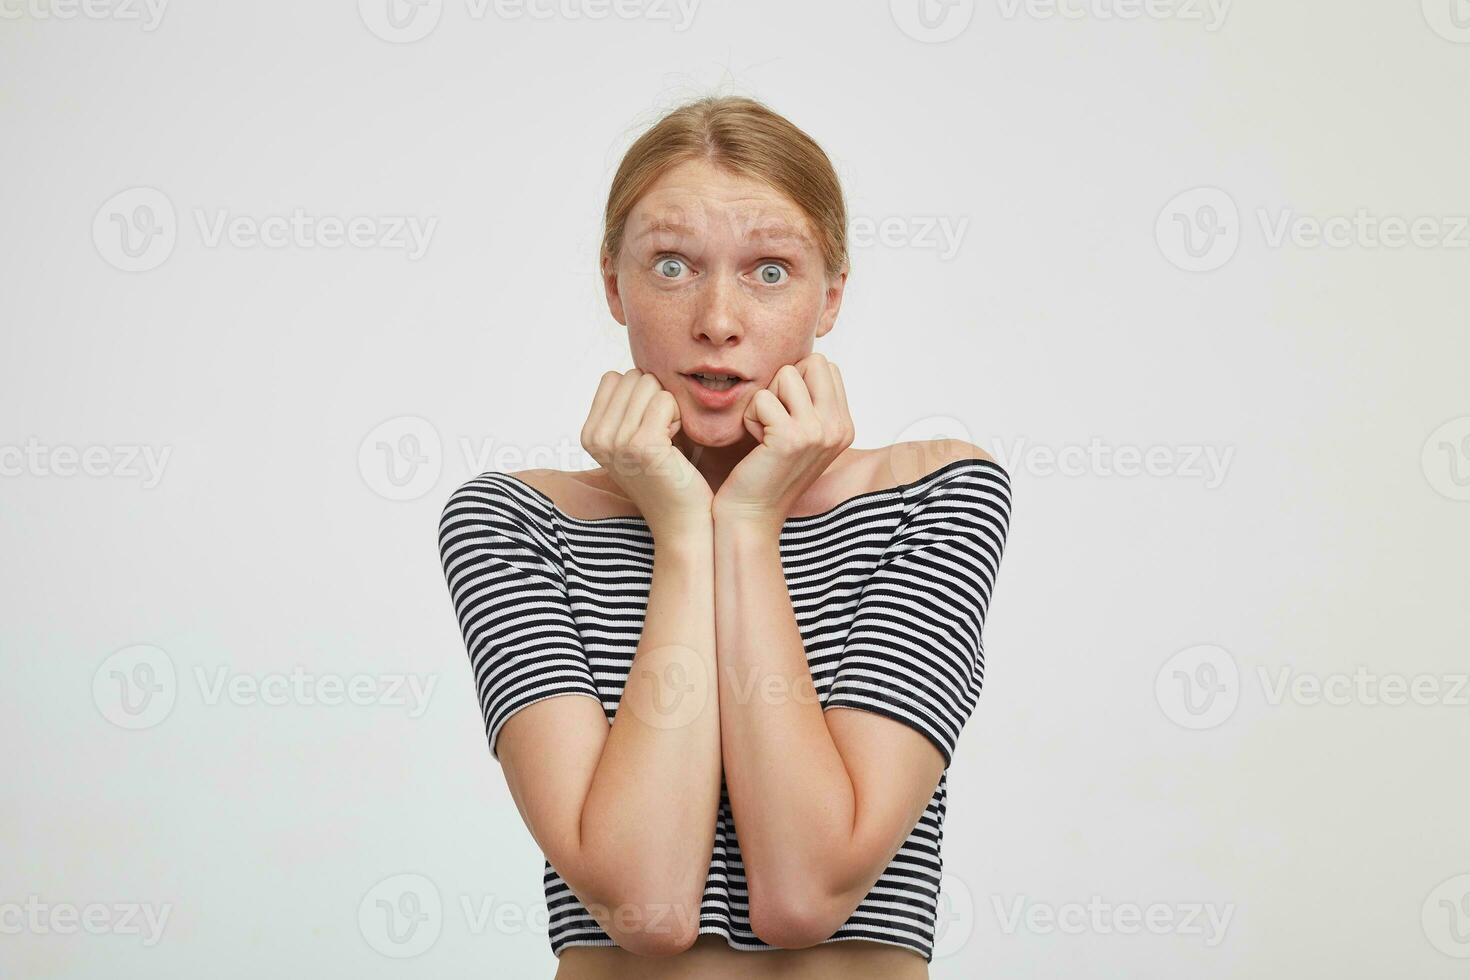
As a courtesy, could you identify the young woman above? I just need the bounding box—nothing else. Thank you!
[438,96,1013,979]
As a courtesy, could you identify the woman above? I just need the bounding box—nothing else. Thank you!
[438,95,1013,979]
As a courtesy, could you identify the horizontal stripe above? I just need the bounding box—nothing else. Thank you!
[437,455,1012,963]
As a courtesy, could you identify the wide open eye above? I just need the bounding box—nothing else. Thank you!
[756,262,789,285]
[654,256,688,279]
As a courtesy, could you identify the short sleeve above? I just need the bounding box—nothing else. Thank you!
[437,474,603,761]
[823,457,1012,769]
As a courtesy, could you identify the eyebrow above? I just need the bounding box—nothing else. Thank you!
[635,216,814,249]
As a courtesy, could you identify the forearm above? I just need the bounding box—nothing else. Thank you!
[712,517,858,938]
[577,526,721,950]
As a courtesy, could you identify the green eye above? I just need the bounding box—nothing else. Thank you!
[656,257,685,278]
[758,263,787,285]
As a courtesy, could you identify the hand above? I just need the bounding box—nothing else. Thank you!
[712,353,855,534]
[581,368,714,540]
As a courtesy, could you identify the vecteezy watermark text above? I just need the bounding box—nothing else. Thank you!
[0,897,172,946]
[1157,187,1470,272]
[990,436,1234,488]
[0,0,168,30]
[0,439,171,488]
[93,187,437,272]
[992,895,1235,946]
[93,645,438,729]
[995,0,1230,30]
[1157,644,1470,730]
[358,0,700,43]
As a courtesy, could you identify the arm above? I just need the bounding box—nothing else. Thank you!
[440,481,720,957]
[714,445,1010,949]
[713,518,939,949]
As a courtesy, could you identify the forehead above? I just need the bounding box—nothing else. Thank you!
[628,158,816,249]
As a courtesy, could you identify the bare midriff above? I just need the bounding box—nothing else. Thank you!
[552,934,929,980]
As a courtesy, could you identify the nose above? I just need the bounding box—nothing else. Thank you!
[691,269,742,347]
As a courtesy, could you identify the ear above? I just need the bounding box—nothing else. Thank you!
[814,263,848,339]
[601,251,627,326]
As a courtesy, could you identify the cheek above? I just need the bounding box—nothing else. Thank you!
[623,276,824,351]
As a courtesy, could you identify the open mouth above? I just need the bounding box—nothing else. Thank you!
[686,372,744,392]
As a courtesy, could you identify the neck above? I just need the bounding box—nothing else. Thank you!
[672,426,759,495]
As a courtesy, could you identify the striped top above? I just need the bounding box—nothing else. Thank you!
[437,454,1012,963]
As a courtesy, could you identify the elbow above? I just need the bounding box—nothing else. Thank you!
[599,890,701,957]
[585,879,703,957]
[561,848,704,956]
[748,883,844,951]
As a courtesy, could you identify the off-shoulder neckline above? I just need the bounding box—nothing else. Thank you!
[485,455,1008,528]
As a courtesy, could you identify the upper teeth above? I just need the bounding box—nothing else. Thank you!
[697,373,736,380]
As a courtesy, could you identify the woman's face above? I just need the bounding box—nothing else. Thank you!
[601,157,847,447]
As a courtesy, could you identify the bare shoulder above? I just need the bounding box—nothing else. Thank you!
[497,467,562,498]
[498,466,639,520]
[875,438,996,490]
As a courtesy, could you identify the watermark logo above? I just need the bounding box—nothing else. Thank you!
[1422,0,1470,43]
[359,873,443,957]
[359,0,699,41]
[93,187,437,270]
[0,439,172,487]
[93,644,437,728]
[883,416,979,487]
[192,208,437,259]
[0,0,168,30]
[194,666,437,718]
[1422,416,1470,501]
[849,214,970,260]
[623,644,709,732]
[1160,189,1469,270]
[1257,208,1469,250]
[360,416,444,501]
[1423,874,1470,957]
[0,896,172,945]
[1156,186,1240,272]
[1258,666,1469,708]
[890,0,975,42]
[1158,650,1469,728]
[933,871,976,959]
[93,644,178,730]
[359,0,444,42]
[1155,644,1239,730]
[991,436,1234,487]
[995,0,1230,30]
[93,187,177,272]
[355,874,702,947]
[992,895,1234,945]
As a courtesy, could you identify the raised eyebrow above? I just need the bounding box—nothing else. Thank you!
[634,217,813,249]
[634,217,694,240]
[741,223,813,248]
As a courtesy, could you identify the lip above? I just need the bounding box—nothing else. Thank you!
[681,371,750,410]
[685,364,748,381]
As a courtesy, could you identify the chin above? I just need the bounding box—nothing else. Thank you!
[679,413,750,447]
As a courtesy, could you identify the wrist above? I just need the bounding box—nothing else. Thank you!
[712,505,784,544]
[650,515,715,553]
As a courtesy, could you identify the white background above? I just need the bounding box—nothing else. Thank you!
[3,1,1469,976]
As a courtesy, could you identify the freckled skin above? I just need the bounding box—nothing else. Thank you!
[600,157,848,489]
[560,161,931,979]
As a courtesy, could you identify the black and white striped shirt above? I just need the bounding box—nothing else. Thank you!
[437,455,1012,963]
